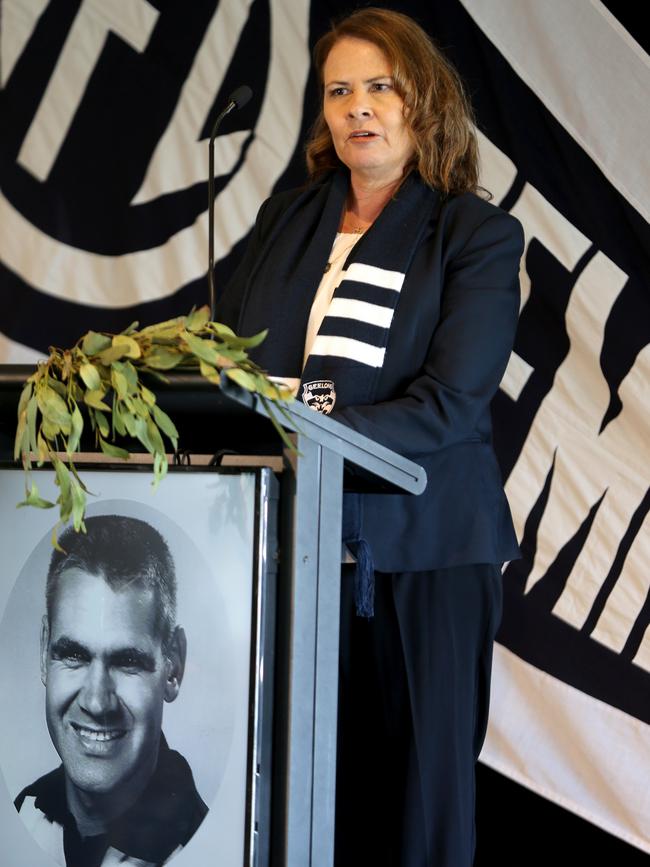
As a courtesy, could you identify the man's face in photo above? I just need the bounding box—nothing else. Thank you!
[40,568,180,799]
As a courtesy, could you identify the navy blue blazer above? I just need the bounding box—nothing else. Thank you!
[217,178,524,573]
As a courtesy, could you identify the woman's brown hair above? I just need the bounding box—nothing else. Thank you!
[305,7,481,196]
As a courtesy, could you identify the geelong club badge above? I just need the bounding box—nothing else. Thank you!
[301,380,336,414]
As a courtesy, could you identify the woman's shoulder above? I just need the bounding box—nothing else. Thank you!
[435,189,524,256]
[258,178,330,224]
[441,189,522,234]
[263,185,306,212]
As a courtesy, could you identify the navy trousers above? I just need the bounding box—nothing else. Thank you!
[335,564,503,867]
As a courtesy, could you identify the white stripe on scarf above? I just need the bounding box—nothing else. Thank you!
[326,297,395,328]
[310,335,386,367]
[344,262,406,292]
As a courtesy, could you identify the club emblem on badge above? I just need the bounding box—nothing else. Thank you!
[301,380,336,414]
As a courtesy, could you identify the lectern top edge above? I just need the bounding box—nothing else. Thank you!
[0,364,426,496]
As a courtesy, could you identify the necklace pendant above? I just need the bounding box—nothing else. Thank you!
[324,262,331,273]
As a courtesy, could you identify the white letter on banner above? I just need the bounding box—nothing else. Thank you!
[500,182,592,401]
[132,0,253,203]
[629,511,650,670]
[1,0,49,87]
[507,250,625,589]
[17,0,159,181]
[558,344,650,664]
[505,245,650,666]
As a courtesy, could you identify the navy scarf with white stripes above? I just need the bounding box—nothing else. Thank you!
[238,169,438,413]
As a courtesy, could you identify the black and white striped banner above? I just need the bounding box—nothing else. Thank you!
[1,0,648,851]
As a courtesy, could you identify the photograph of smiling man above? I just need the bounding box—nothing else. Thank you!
[14,516,208,867]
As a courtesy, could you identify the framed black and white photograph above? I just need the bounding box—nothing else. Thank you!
[0,465,276,867]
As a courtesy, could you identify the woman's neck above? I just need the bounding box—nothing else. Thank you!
[341,173,403,233]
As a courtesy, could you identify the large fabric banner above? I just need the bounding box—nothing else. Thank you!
[1,0,648,852]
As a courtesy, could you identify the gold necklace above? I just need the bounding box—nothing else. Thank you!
[323,232,362,273]
[341,211,369,234]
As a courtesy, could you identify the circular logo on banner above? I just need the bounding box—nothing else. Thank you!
[0,0,310,352]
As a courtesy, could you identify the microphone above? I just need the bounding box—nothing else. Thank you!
[223,84,252,114]
[208,86,253,321]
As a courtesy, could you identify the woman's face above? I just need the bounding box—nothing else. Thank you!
[323,37,414,185]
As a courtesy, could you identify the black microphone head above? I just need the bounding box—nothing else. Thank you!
[229,85,252,110]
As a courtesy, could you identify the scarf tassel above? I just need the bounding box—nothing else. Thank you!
[351,539,375,618]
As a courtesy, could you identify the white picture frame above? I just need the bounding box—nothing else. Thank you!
[0,465,275,867]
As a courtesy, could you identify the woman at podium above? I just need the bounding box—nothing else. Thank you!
[217,7,524,866]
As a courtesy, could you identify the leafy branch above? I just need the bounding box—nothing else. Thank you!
[14,307,294,543]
